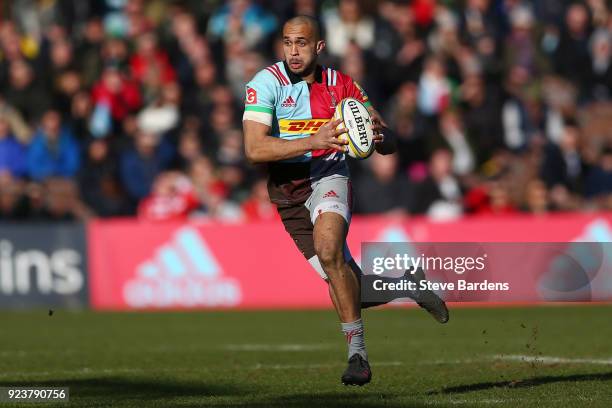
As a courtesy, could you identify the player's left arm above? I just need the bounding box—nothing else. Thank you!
[345,79,397,155]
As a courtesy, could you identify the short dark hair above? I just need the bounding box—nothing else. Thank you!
[284,15,322,42]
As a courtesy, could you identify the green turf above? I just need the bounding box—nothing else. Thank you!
[1,305,611,407]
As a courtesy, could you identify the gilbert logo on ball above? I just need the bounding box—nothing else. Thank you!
[333,98,375,159]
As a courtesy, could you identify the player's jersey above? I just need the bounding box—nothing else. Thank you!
[243,61,371,206]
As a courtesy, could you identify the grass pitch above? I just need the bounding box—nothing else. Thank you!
[1,305,611,407]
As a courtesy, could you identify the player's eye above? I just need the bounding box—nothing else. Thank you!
[297,41,306,47]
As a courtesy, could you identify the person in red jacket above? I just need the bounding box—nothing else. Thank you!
[241,179,280,221]
[129,32,176,87]
[138,171,200,221]
[91,66,142,122]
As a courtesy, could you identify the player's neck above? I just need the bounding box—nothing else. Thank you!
[300,64,318,83]
[285,61,319,84]
[302,71,316,84]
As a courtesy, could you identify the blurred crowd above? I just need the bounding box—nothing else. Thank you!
[0,0,611,223]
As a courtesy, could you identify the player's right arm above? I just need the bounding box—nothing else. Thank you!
[243,119,347,163]
[242,71,347,163]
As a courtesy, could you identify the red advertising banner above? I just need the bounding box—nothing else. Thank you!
[88,214,612,310]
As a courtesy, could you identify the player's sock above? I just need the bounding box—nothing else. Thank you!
[341,319,367,361]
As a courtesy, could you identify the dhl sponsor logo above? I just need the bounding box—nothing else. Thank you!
[278,119,330,134]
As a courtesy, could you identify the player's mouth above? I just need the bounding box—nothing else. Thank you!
[289,60,303,70]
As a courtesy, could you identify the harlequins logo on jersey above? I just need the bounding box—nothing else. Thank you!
[246,87,257,104]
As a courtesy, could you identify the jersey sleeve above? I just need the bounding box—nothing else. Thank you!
[345,79,373,109]
[243,70,277,127]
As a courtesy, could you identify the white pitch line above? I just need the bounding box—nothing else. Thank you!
[0,350,76,357]
[223,344,333,351]
[494,354,612,365]
[249,361,403,370]
[442,399,509,405]
[0,367,145,378]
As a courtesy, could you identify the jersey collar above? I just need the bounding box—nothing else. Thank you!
[282,61,323,84]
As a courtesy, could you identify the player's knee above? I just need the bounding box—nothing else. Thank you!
[315,243,343,270]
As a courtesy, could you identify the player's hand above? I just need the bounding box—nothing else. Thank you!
[369,107,388,142]
[368,107,396,155]
[309,119,348,152]
[373,134,384,145]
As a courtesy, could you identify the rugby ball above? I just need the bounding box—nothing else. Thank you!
[333,98,376,160]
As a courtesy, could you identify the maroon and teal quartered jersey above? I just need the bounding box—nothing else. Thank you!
[242,61,371,205]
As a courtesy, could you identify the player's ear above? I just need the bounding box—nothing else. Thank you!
[315,40,326,55]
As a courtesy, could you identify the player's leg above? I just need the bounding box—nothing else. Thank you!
[307,176,371,385]
[348,258,449,321]
[313,212,360,322]
[275,181,372,385]
[323,250,387,308]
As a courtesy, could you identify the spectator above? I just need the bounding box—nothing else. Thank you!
[505,6,545,76]
[522,179,551,214]
[69,91,93,141]
[417,57,451,116]
[138,171,199,221]
[540,124,585,193]
[323,0,375,58]
[4,60,50,122]
[184,61,218,116]
[174,128,204,171]
[0,173,29,220]
[78,138,129,217]
[0,97,32,144]
[137,81,181,136]
[384,82,424,167]
[130,31,177,101]
[585,146,612,199]
[460,0,500,44]
[207,0,277,49]
[460,74,504,164]
[414,148,463,219]
[188,156,227,214]
[464,181,518,215]
[120,129,174,203]
[91,66,142,124]
[553,3,592,89]
[217,129,245,167]
[36,177,93,221]
[438,109,476,176]
[218,163,249,203]
[77,18,106,88]
[27,110,80,181]
[355,153,413,215]
[241,178,278,221]
[0,117,28,178]
[587,28,612,101]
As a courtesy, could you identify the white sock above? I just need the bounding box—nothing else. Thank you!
[341,319,367,360]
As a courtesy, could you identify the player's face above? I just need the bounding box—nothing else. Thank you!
[282,23,323,76]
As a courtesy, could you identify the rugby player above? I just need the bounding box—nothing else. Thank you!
[242,16,448,386]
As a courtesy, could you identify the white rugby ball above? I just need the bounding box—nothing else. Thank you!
[333,98,376,160]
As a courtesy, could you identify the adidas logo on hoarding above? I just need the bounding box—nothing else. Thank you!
[123,227,242,308]
[281,95,297,108]
[573,218,612,243]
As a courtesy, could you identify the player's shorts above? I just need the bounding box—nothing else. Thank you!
[276,174,353,280]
